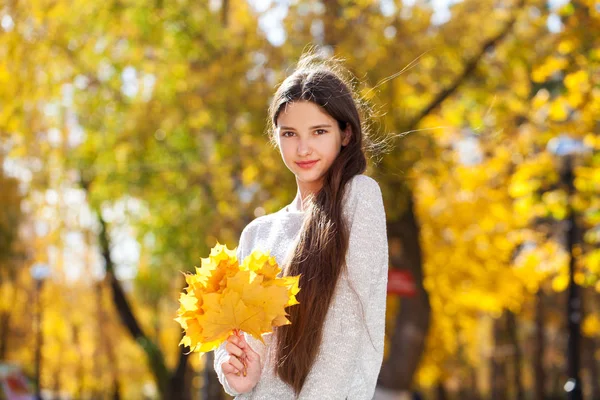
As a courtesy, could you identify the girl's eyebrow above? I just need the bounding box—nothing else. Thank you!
[279,124,333,130]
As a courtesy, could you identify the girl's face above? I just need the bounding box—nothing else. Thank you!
[275,101,351,193]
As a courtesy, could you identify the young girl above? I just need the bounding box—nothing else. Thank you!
[214,52,389,399]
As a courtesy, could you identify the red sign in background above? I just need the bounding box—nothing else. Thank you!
[387,269,416,297]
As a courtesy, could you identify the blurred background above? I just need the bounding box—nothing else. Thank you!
[1,0,599,398]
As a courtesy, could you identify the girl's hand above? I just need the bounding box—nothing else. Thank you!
[221,331,262,394]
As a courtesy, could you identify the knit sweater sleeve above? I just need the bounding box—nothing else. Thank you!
[298,175,389,399]
[213,335,243,397]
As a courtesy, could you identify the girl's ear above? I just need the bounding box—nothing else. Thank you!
[341,125,352,147]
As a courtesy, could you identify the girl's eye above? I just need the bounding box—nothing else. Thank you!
[282,131,295,137]
[315,129,327,135]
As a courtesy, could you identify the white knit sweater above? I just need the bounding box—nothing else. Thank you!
[214,174,389,400]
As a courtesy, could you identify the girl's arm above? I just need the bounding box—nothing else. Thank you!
[298,176,389,399]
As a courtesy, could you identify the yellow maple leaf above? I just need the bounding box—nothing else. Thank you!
[264,276,301,306]
[175,243,301,354]
[240,249,282,281]
[191,242,239,293]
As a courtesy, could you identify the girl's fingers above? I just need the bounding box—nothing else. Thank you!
[221,361,240,375]
[235,334,253,353]
[228,334,239,342]
[225,341,244,358]
[227,355,245,372]
[231,331,259,362]
[227,334,248,350]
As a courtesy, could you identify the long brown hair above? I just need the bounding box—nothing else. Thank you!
[267,51,374,395]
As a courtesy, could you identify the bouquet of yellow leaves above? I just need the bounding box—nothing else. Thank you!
[175,242,301,356]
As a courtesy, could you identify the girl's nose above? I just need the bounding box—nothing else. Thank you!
[297,139,312,156]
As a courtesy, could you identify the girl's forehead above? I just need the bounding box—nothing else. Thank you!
[276,101,334,126]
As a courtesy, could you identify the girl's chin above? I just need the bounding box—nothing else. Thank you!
[295,169,319,178]
[295,172,324,185]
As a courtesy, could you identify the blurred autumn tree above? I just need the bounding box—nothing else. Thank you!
[1,0,599,398]
[0,158,24,359]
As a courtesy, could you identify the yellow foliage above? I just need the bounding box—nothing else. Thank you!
[552,274,569,292]
[175,243,301,354]
[532,56,568,82]
[242,165,260,186]
[583,133,600,150]
[508,153,557,199]
[584,250,600,274]
[548,97,570,121]
[514,241,568,292]
[4,0,599,392]
[541,190,568,220]
[558,39,575,55]
[532,88,550,109]
[582,313,600,338]
[564,70,590,93]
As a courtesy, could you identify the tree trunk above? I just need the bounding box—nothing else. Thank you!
[470,367,481,400]
[550,364,562,398]
[94,282,106,394]
[112,379,122,400]
[103,258,171,395]
[436,381,448,400]
[458,365,480,400]
[221,0,229,27]
[96,280,124,399]
[83,180,191,400]
[52,347,62,396]
[506,311,524,400]
[0,311,9,359]
[204,352,225,400]
[491,315,508,400]
[170,349,193,400]
[378,195,431,391]
[0,270,19,360]
[585,336,599,400]
[73,324,85,398]
[533,290,545,400]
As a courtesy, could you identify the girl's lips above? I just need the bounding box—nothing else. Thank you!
[296,160,318,169]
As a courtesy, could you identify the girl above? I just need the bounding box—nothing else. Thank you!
[214,51,389,399]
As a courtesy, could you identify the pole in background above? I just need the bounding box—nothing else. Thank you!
[547,136,591,400]
[30,263,50,400]
[562,155,582,400]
